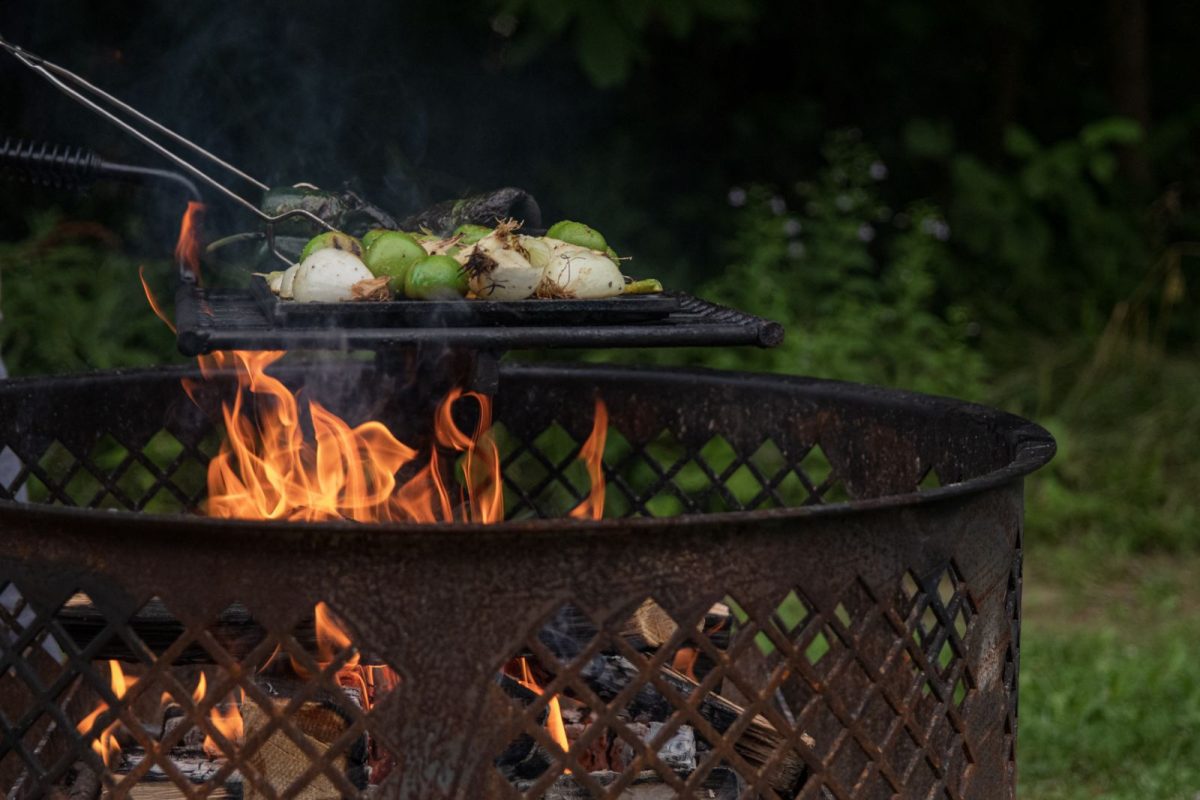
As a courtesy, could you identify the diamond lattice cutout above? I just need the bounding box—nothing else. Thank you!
[500,422,595,519]
[1,591,403,797]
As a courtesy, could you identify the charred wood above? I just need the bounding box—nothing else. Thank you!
[573,656,806,796]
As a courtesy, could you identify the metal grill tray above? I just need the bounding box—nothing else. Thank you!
[175,282,784,355]
[248,275,679,327]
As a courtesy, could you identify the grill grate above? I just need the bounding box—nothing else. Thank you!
[174,285,785,356]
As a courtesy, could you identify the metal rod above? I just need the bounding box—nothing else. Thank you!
[0,33,335,255]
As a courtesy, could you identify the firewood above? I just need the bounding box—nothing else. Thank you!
[573,655,808,796]
[494,672,557,782]
[66,763,101,800]
[618,600,732,650]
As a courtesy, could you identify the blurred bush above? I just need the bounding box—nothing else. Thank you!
[0,212,181,375]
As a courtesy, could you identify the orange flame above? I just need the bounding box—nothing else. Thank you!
[570,399,608,520]
[672,648,699,681]
[139,265,176,333]
[175,200,205,284]
[76,660,136,767]
[512,658,571,757]
[187,673,244,759]
[204,703,244,759]
[196,351,505,524]
[192,672,207,704]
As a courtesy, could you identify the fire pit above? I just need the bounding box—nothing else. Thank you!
[0,357,1054,799]
[0,35,1055,799]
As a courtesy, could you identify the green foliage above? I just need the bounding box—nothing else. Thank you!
[692,132,987,399]
[1020,554,1200,800]
[927,118,1151,338]
[0,213,182,375]
[495,0,756,86]
[1011,348,1200,552]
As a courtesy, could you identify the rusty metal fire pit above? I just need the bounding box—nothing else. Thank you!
[0,360,1054,799]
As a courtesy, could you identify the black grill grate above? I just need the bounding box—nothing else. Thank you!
[174,285,785,356]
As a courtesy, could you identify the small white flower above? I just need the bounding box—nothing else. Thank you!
[857,224,876,243]
[728,187,748,207]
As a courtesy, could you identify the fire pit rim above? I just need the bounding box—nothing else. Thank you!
[0,362,1055,536]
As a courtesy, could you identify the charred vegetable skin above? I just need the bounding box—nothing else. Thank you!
[400,187,542,237]
[260,186,398,238]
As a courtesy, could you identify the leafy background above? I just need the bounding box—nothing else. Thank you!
[2,1,1199,796]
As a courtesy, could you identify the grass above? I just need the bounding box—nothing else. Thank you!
[1019,542,1200,799]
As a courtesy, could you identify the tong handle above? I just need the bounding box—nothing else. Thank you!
[0,136,201,200]
[0,33,334,264]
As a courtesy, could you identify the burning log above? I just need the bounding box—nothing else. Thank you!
[494,672,558,782]
[572,656,807,796]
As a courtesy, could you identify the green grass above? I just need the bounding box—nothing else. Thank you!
[1019,545,1200,799]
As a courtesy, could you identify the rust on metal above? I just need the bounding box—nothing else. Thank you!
[0,362,1053,799]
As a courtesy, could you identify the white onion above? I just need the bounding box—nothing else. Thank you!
[544,241,625,298]
[291,249,374,303]
[465,231,546,300]
[279,264,300,299]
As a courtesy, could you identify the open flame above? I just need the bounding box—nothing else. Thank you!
[175,201,205,284]
[191,351,504,524]
[570,398,608,521]
[511,657,571,757]
[76,660,136,767]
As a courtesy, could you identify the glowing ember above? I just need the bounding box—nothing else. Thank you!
[76,660,136,767]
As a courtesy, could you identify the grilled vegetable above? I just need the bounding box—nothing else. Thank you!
[462,223,545,300]
[299,231,363,264]
[404,255,469,299]
[453,224,492,245]
[623,278,663,295]
[260,186,398,238]
[291,249,374,303]
[361,228,389,249]
[545,220,607,252]
[279,264,300,299]
[364,231,428,291]
[400,188,542,237]
[544,240,625,298]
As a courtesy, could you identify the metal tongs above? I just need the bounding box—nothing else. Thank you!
[0,32,335,269]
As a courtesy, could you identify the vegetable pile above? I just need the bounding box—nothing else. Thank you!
[260,219,663,303]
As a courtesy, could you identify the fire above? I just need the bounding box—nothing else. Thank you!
[175,200,205,284]
[511,657,571,757]
[76,660,136,767]
[192,672,207,703]
[139,266,177,334]
[186,673,245,759]
[194,351,504,524]
[570,399,608,520]
[204,702,245,759]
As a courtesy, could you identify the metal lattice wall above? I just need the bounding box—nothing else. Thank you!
[0,363,1051,799]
